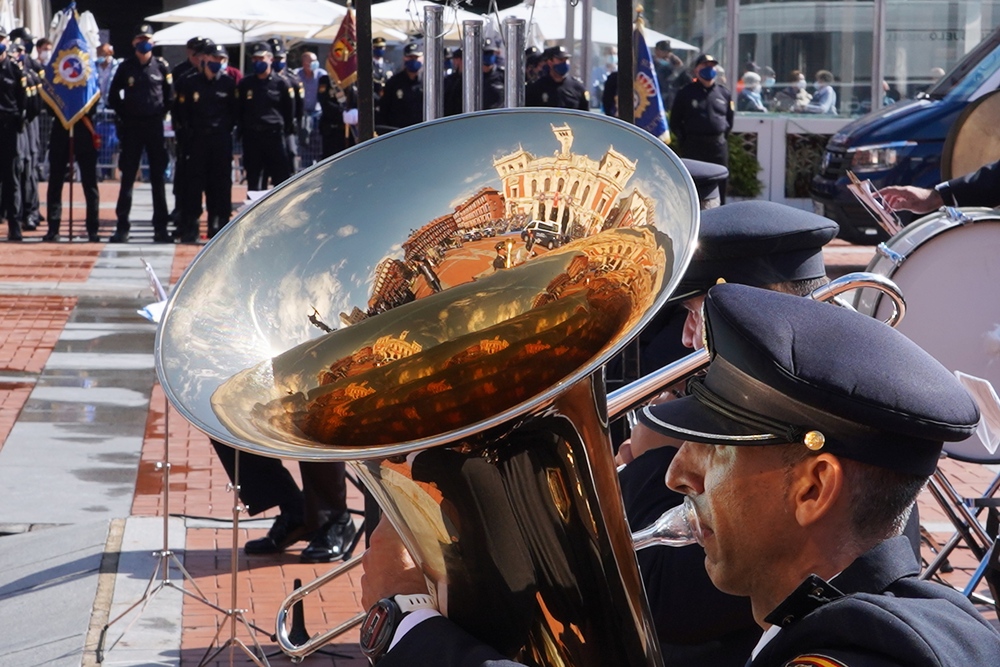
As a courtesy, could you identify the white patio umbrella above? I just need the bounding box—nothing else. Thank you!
[313,0,484,43]
[498,0,698,50]
[147,0,347,64]
[152,21,245,47]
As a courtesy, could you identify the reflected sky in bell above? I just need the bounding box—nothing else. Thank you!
[157,108,698,450]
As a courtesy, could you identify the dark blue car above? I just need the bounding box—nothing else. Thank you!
[810,28,1000,243]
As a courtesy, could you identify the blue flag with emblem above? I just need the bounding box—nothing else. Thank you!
[633,22,669,141]
[39,3,100,129]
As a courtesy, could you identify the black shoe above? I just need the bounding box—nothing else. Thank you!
[300,516,357,563]
[179,234,201,244]
[88,234,101,243]
[109,232,129,243]
[42,232,61,242]
[244,514,311,555]
[153,233,174,244]
[7,235,22,242]
[22,222,37,231]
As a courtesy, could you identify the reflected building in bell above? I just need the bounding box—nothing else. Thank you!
[453,188,505,231]
[493,124,637,238]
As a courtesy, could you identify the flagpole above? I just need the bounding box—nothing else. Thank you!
[68,123,75,240]
[617,0,634,123]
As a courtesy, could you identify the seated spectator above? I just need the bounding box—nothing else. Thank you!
[737,71,766,112]
[798,70,837,114]
[772,69,810,112]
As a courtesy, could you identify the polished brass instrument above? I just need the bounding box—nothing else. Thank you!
[157,109,700,666]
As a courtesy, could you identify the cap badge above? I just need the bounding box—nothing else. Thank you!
[803,430,826,451]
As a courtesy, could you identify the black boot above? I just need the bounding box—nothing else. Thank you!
[244,513,311,555]
[300,514,357,563]
[42,222,61,242]
[109,222,130,243]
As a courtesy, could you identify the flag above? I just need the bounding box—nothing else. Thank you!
[633,22,669,141]
[326,8,358,88]
[39,3,99,130]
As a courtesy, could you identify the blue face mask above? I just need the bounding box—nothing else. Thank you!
[253,60,269,75]
[135,41,153,55]
[373,48,385,58]
[206,61,223,74]
[273,60,286,72]
[541,63,550,77]
[698,66,717,81]
[482,53,497,67]
[553,61,570,77]
[404,58,422,73]
[764,77,776,87]
[309,60,319,72]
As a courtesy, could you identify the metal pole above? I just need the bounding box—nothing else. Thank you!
[581,0,593,104]
[726,0,739,86]
[616,0,633,123]
[504,18,526,108]
[872,0,887,113]
[357,0,374,141]
[565,0,576,76]
[462,21,483,113]
[424,5,444,121]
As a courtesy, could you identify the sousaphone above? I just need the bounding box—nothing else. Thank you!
[157,109,700,666]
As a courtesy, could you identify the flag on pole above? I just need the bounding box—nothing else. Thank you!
[633,18,670,142]
[326,8,358,88]
[39,3,99,129]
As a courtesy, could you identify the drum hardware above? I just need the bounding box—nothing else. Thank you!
[941,206,975,224]
[875,242,906,267]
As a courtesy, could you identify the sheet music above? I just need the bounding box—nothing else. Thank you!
[955,371,1000,455]
[846,171,904,237]
[139,258,169,324]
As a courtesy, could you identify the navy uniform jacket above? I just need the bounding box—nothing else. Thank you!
[277,67,305,128]
[525,74,589,111]
[174,72,237,134]
[378,70,422,129]
[669,80,733,144]
[377,536,1000,666]
[443,69,462,116]
[0,57,26,121]
[316,75,356,132]
[937,159,1000,208]
[236,72,293,134]
[483,66,504,110]
[108,55,173,119]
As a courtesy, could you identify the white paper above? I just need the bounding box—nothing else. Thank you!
[955,371,1000,455]
[137,300,168,324]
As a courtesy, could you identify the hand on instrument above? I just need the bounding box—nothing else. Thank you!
[361,517,430,610]
[879,185,943,214]
[616,383,686,466]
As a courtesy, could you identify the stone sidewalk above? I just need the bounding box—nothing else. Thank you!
[0,182,995,667]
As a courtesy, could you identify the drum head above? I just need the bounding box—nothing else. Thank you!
[941,89,1000,181]
[868,215,1000,461]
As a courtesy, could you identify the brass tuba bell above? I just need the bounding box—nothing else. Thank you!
[157,109,700,666]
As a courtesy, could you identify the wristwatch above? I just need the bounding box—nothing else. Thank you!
[359,593,436,662]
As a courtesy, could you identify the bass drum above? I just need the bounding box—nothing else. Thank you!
[855,207,1000,458]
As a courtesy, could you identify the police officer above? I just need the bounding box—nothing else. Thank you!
[442,47,463,116]
[372,36,392,99]
[525,46,589,110]
[174,43,236,241]
[267,39,304,177]
[237,42,293,191]
[316,73,356,159]
[107,24,173,243]
[170,36,212,238]
[481,39,504,110]
[670,54,733,202]
[0,29,26,241]
[524,46,542,84]
[378,43,423,130]
[11,39,41,235]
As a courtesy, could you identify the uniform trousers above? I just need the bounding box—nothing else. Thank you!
[243,127,290,191]
[211,441,349,532]
[46,122,100,236]
[0,116,22,237]
[180,130,233,240]
[116,116,170,235]
[681,134,729,204]
[16,118,40,226]
[320,124,352,160]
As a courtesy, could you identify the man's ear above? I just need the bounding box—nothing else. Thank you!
[789,453,845,528]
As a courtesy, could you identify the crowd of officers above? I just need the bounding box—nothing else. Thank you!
[0,21,732,244]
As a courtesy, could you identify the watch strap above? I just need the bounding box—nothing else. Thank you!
[394,593,436,614]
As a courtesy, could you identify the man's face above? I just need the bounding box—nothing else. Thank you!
[302,52,315,71]
[666,441,797,597]
[681,295,706,350]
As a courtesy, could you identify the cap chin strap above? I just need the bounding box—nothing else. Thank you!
[688,376,805,444]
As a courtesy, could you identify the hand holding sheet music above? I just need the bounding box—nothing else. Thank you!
[846,171,904,237]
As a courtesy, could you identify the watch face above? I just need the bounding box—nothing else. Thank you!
[359,598,400,660]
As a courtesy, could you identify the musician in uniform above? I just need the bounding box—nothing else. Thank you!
[881,158,1000,211]
[378,43,423,130]
[0,28,26,241]
[236,42,293,191]
[174,43,237,241]
[525,46,589,110]
[107,23,173,243]
[358,283,1000,666]
[670,54,733,203]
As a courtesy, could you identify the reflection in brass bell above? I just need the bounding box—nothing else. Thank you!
[803,430,825,450]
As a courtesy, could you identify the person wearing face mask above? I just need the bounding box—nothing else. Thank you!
[670,54,734,202]
[371,37,392,100]
[525,45,589,110]
[797,69,837,115]
[10,39,42,237]
[378,42,424,130]
[173,43,237,241]
[758,65,777,109]
[773,69,811,113]
[0,29,26,241]
[737,71,767,112]
[267,39,304,177]
[35,38,52,67]
[296,50,327,167]
[95,43,119,112]
[106,24,174,243]
[481,39,505,110]
[170,37,213,241]
[442,47,463,116]
[236,42,293,191]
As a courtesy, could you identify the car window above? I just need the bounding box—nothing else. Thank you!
[929,29,1000,101]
